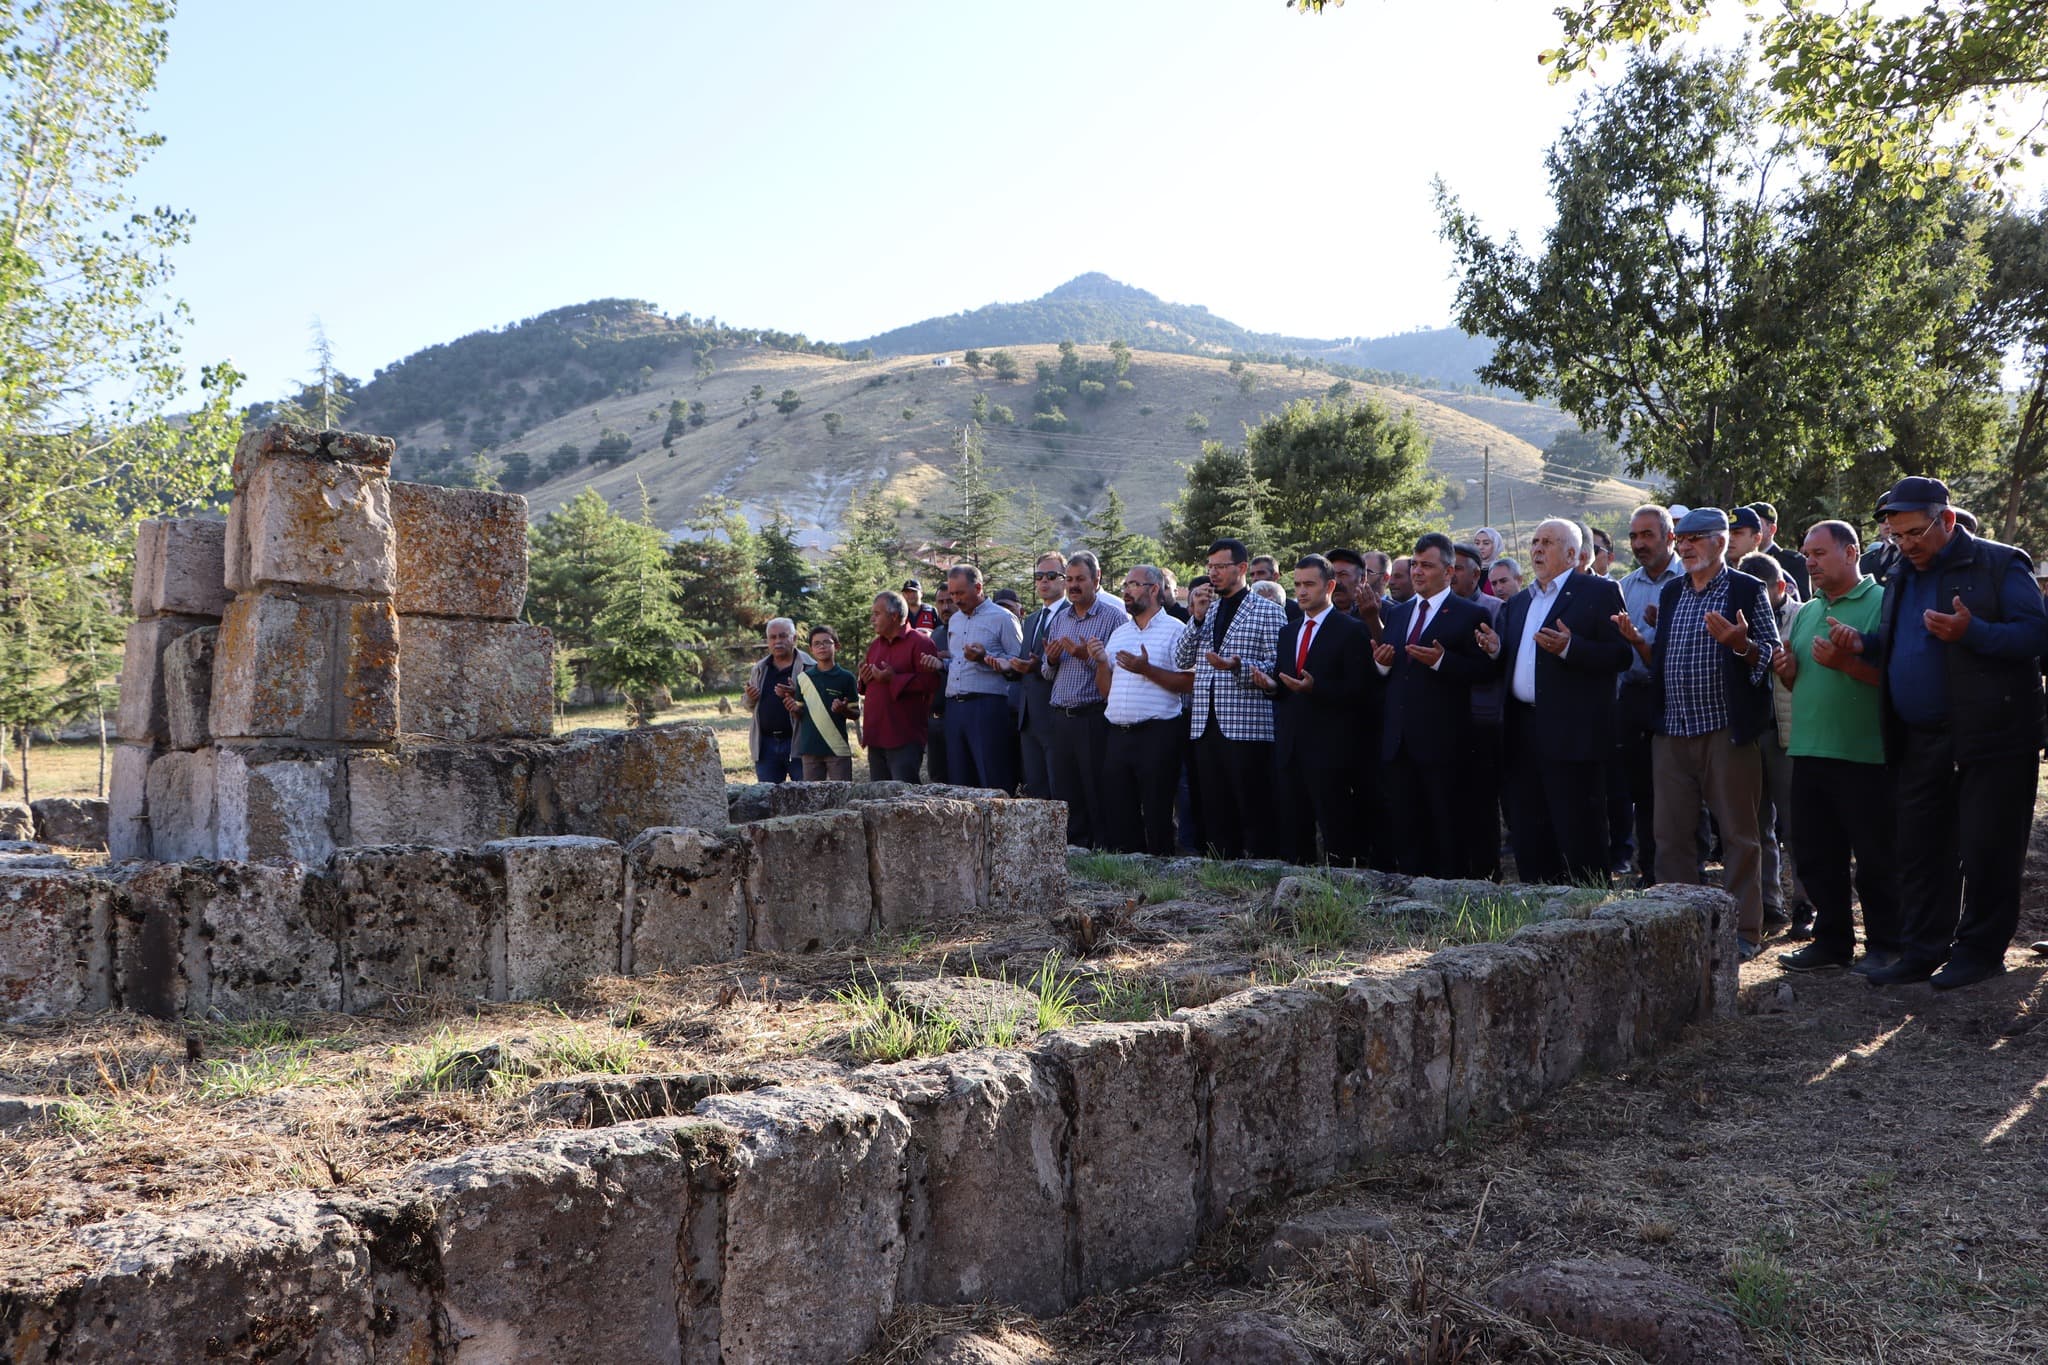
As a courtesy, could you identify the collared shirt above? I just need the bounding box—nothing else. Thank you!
[1041,593,1129,707]
[1618,556,1684,682]
[945,598,1023,699]
[1292,603,1333,670]
[1104,610,1188,724]
[1659,566,1777,738]
[860,629,941,749]
[1785,577,1885,763]
[1886,534,1960,727]
[1375,586,1453,675]
[1511,572,1566,705]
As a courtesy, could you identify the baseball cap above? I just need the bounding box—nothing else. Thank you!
[1730,507,1763,534]
[901,578,922,591]
[1876,476,1952,516]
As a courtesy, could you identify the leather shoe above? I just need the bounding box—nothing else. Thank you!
[1850,950,1902,977]
[2030,940,2048,957]
[1930,958,2008,991]
[1778,943,1851,973]
[1863,957,1940,987]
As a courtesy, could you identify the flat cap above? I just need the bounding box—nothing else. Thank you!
[1877,476,1951,516]
[1730,506,1763,533]
[991,587,1021,605]
[1674,507,1730,535]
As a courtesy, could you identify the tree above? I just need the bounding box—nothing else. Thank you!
[774,388,804,416]
[1010,486,1062,561]
[1958,198,2048,545]
[0,0,242,767]
[1185,412,1210,432]
[688,399,706,428]
[1244,396,1444,559]
[930,423,1013,576]
[970,393,989,422]
[500,450,533,487]
[1540,426,1622,492]
[662,398,688,447]
[271,319,354,430]
[550,443,581,475]
[589,486,699,725]
[988,403,1016,426]
[822,411,844,436]
[527,489,625,651]
[990,350,1021,383]
[1160,443,1274,565]
[811,484,903,659]
[1437,49,2001,515]
[1108,339,1133,378]
[1080,487,1147,582]
[755,515,815,616]
[963,349,984,374]
[593,427,633,462]
[670,497,773,676]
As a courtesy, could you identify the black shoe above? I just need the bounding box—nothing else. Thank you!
[1864,957,1940,987]
[1778,944,1852,973]
[2030,940,2048,957]
[1762,907,1793,934]
[1738,937,1763,963]
[1850,950,1902,978]
[1930,958,2008,991]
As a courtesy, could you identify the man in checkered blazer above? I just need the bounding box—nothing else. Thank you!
[1174,538,1286,858]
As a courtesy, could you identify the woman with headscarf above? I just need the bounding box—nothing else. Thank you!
[1474,526,1505,596]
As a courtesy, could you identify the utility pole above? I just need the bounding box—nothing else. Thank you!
[1483,444,1492,526]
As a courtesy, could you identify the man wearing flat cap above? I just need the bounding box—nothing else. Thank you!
[1614,507,1780,959]
[1827,476,2048,989]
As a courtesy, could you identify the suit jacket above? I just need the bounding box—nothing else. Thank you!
[1173,588,1285,742]
[1766,543,1811,599]
[1491,570,1631,762]
[1014,601,1062,734]
[1379,592,1491,763]
[1271,607,1370,766]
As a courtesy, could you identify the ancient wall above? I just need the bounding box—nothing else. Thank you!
[0,882,1740,1365]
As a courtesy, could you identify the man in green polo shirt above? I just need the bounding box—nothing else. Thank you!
[790,625,861,780]
[1772,521,1901,974]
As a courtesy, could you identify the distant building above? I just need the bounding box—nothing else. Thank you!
[930,356,952,367]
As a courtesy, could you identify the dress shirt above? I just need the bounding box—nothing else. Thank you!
[1375,587,1454,675]
[1104,610,1189,724]
[1511,573,1567,704]
[945,598,1023,699]
[859,630,939,749]
[1618,557,1684,682]
[1659,566,1777,737]
[1293,604,1333,671]
[1041,593,1129,707]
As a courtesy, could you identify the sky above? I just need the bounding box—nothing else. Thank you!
[135,0,1760,404]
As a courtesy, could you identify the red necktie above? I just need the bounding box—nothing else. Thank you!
[1407,599,1430,646]
[1296,617,1314,673]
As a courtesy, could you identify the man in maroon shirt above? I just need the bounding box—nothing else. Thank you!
[858,589,941,781]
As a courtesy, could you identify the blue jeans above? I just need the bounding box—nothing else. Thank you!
[754,733,802,783]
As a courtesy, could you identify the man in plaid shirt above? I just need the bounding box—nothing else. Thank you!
[1615,507,1780,959]
[1174,538,1286,859]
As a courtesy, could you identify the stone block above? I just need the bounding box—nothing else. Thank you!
[342,742,535,849]
[1177,987,1341,1224]
[857,797,985,930]
[533,723,728,842]
[390,480,529,619]
[333,845,501,1009]
[1433,942,1548,1127]
[106,743,155,861]
[738,810,873,952]
[1594,897,1709,1047]
[984,798,1069,917]
[624,826,749,971]
[1632,883,1739,1019]
[695,1085,910,1364]
[210,592,400,743]
[482,836,625,999]
[225,453,395,595]
[1512,915,1638,1085]
[31,797,108,852]
[852,1050,1073,1315]
[142,749,218,862]
[161,625,217,750]
[230,421,394,486]
[131,516,230,619]
[397,615,553,740]
[114,614,215,744]
[766,780,855,817]
[121,861,336,1018]
[0,869,116,1019]
[1310,967,1453,1158]
[1035,1021,1201,1295]
[410,1120,720,1365]
[0,802,32,840]
[215,744,343,865]
[0,1193,382,1365]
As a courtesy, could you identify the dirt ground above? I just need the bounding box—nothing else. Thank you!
[864,786,2048,1365]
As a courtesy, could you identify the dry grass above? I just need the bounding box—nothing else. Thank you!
[4,738,114,804]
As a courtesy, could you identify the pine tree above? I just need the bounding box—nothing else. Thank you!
[589,486,700,725]
[1010,487,1062,563]
[1081,487,1149,583]
[1160,443,1274,565]
[930,423,1014,580]
[755,515,815,617]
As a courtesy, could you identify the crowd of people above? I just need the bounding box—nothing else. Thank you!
[744,475,2048,991]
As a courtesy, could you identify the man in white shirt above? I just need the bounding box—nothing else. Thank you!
[1097,564,1194,854]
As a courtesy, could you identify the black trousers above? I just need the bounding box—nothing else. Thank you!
[1464,722,1504,880]
[1619,681,1660,881]
[1049,703,1111,847]
[925,710,950,784]
[1790,756,1901,959]
[1191,725,1277,860]
[1386,741,1464,877]
[1894,727,2038,968]
[1505,704,1609,886]
[1351,717,1398,871]
[1018,714,1055,799]
[1102,717,1183,855]
[868,743,924,782]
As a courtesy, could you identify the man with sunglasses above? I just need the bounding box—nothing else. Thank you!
[1003,552,1068,799]
[1827,477,2048,989]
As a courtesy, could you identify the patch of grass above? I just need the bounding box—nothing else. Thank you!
[198,1017,305,1050]
[831,976,961,1063]
[1442,892,1548,943]
[392,1028,531,1095]
[530,1028,646,1076]
[198,1046,326,1100]
[1194,862,1286,897]
[1724,1247,1797,1335]
[1284,876,1377,950]
[1086,974,1176,1023]
[1067,852,1183,904]
[1017,954,1085,1032]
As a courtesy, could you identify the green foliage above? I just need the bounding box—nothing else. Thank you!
[1030,408,1068,434]
[754,516,815,617]
[812,484,907,660]
[466,452,505,491]
[500,450,533,487]
[1078,379,1107,404]
[821,411,844,436]
[669,497,773,674]
[263,320,355,432]
[1067,851,1183,904]
[989,349,1021,383]
[1325,379,1353,400]
[1108,338,1133,377]
[901,407,916,421]
[970,392,989,422]
[550,443,581,475]
[592,427,633,463]
[1438,50,2003,517]
[774,388,803,416]
[1184,411,1210,432]
[662,398,688,447]
[963,349,983,373]
[1541,426,1621,486]
[1160,443,1273,566]
[1080,487,1147,582]
[1009,487,1062,564]
[688,399,706,428]
[987,403,1016,426]
[930,425,1013,576]
[589,486,701,723]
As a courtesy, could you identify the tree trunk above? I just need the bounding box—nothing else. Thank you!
[17,730,29,805]
[2000,364,2048,544]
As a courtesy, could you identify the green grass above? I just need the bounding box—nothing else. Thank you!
[1193,862,1287,897]
[1725,1247,1797,1334]
[198,1046,329,1100]
[1282,876,1379,950]
[831,976,962,1063]
[1017,954,1084,1031]
[1442,892,1550,943]
[1087,974,1177,1023]
[528,1028,647,1076]
[1066,852,1184,904]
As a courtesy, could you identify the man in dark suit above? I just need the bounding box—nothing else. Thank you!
[1373,533,1492,877]
[1251,554,1371,864]
[1475,518,1633,885]
[1003,551,1067,798]
[1747,501,1811,599]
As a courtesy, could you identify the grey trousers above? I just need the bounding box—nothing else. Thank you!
[1652,730,1765,940]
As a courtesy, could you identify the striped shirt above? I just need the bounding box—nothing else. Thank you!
[1041,593,1129,707]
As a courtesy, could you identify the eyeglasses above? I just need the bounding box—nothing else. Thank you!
[1031,570,1063,580]
[1888,519,1940,544]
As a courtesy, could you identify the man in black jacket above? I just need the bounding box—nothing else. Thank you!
[1747,501,1811,599]
[1614,507,1781,958]
[1476,518,1633,885]
[1831,477,2048,988]
[1004,551,1067,798]
[1251,554,1372,865]
[1374,533,1492,877]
